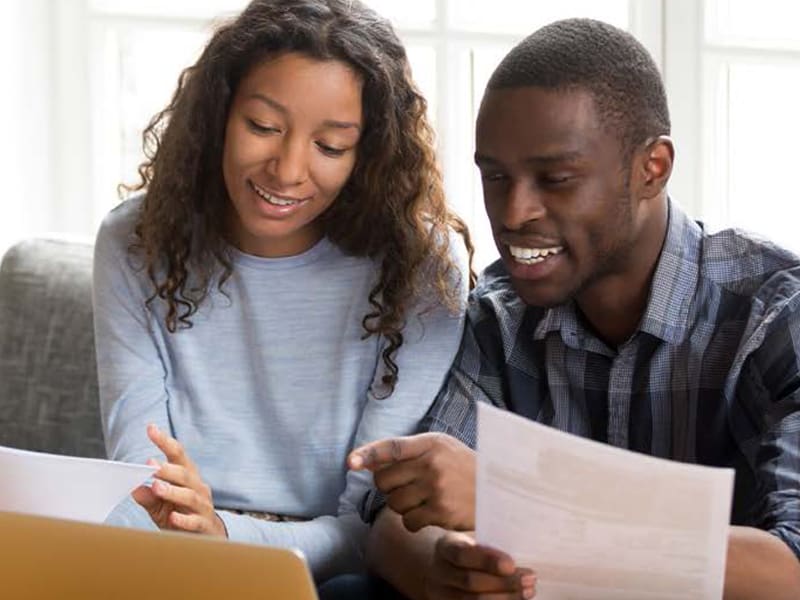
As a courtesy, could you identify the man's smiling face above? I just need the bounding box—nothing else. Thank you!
[475,85,640,308]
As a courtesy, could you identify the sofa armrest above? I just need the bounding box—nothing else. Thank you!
[0,239,105,458]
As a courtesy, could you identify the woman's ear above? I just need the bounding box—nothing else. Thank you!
[634,135,674,200]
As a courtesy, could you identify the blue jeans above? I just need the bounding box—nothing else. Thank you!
[317,574,408,600]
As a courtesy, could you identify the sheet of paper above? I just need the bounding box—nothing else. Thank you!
[476,403,734,600]
[0,445,155,523]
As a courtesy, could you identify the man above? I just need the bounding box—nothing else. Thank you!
[348,18,800,600]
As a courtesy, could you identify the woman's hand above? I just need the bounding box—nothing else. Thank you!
[132,424,227,538]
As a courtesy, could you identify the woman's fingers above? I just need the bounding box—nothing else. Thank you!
[168,509,227,537]
[131,483,159,511]
[150,459,200,490]
[140,425,224,537]
[169,511,207,533]
[151,479,211,515]
[146,424,195,470]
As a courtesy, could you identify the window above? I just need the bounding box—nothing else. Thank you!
[78,0,643,269]
[666,0,800,252]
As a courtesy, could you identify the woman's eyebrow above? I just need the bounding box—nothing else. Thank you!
[247,92,361,131]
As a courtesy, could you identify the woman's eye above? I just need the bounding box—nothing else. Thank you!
[246,119,280,135]
[316,142,347,157]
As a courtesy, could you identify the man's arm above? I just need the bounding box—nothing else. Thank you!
[366,509,535,600]
[724,305,800,598]
[724,526,800,599]
[366,509,440,600]
[349,298,506,530]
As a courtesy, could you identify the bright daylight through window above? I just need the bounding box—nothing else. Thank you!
[3,0,800,265]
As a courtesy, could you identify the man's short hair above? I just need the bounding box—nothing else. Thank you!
[488,18,670,161]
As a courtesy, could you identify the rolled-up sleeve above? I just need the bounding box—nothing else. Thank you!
[743,307,800,559]
[359,292,508,523]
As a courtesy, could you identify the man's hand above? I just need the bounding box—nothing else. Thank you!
[427,531,536,599]
[348,432,476,531]
[132,424,227,537]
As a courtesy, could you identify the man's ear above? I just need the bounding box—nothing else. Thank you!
[633,135,674,200]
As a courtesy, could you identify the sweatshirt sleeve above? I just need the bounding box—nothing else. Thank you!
[92,205,171,465]
[93,205,171,530]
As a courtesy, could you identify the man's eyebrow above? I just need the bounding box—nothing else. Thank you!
[525,151,584,165]
[474,153,498,166]
[474,151,585,167]
[247,93,361,131]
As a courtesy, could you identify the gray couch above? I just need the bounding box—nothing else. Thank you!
[0,239,105,458]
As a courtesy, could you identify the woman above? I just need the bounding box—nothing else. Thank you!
[92,0,472,584]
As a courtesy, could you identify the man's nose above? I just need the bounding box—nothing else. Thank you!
[501,180,546,230]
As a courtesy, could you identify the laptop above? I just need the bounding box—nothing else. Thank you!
[0,511,318,599]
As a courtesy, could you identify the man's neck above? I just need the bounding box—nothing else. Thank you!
[577,280,653,347]
[575,199,669,349]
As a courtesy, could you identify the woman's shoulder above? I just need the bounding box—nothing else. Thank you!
[94,194,145,256]
[402,225,470,318]
[436,224,472,297]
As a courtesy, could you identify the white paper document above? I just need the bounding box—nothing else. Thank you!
[0,445,155,523]
[476,403,735,600]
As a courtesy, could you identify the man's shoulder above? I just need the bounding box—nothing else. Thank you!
[699,226,800,305]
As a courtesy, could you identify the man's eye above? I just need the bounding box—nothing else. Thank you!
[481,172,508,182]
[541,174,572,185]
[246,119,280,134]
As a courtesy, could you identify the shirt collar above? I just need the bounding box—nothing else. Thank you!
[637,199,702,344]
[533,199,702,347]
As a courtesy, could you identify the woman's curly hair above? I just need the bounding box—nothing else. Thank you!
[123,0,474,393]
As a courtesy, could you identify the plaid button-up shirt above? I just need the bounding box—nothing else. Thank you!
[362,200,800,559]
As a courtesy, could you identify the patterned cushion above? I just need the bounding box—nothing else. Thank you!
[0,239,105,458]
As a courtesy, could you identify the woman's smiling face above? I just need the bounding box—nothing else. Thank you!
[222,52,363,257]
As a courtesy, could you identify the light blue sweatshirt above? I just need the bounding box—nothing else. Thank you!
[92,197,467,581]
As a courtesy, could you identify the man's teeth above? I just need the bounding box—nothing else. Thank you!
[252,183,300,206]
[508,244,564,264]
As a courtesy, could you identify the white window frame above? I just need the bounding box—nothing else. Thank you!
[42,0,666,264]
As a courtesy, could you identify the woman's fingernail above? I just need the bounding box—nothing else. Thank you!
[521,575,536,588]
[153,480,168,493]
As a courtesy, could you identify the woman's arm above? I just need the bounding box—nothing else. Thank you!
[92,205,172,464]
[93,205,172,530]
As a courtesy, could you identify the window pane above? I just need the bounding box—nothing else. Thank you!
[405,45,437,124]
[92,25,208,207]
[119,28,208,173]
[364,0,437,29]
[447,0,628,35]
[471,45,515,269]
[706,0,800,50]
[90,0,245,19]
[725,62,800,252]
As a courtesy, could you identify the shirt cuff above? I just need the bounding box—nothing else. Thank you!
[358,488,387,525]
